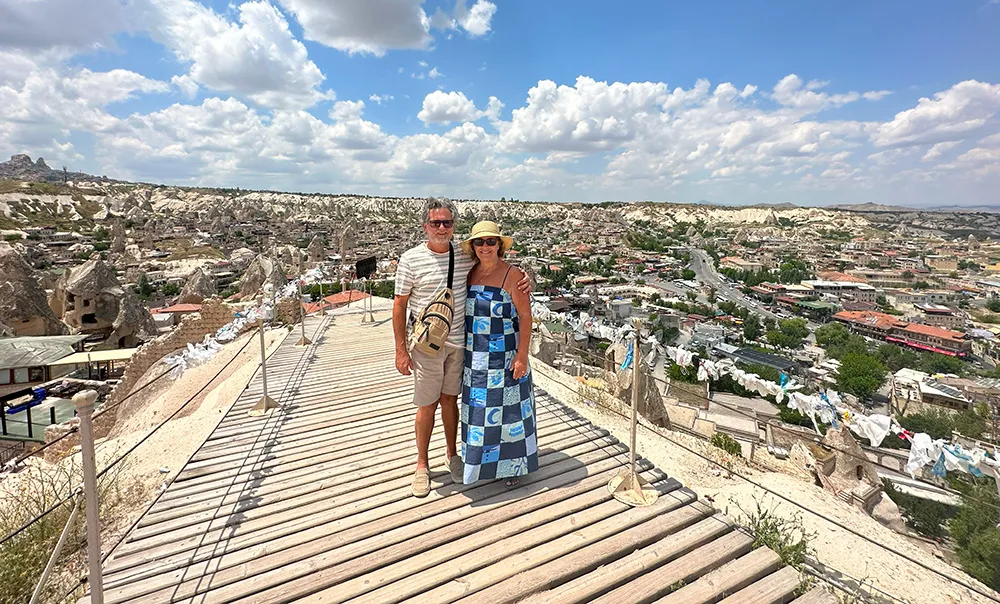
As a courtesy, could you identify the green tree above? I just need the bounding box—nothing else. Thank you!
[814,322,851,349]
[951,478,1000,591]
[987,298,1000,313]
[767,318,809,349]
[743,314,762,341]
[136,272,153,298]
[162,281,180,296]
[686,290,698,302]
[875,343,920,372]
[707,288,717,304]
[681,268,696,280]
[917,351,966,376]
[835,353,887,403]
[881,479,954,539]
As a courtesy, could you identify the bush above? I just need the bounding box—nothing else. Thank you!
[0,454,144,603]
[710,432,743,457]
[881,479,955,539]
[736,499,814,569]
[950,478,1000,591]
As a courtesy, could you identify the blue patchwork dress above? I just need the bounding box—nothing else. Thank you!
[461,284,538,484]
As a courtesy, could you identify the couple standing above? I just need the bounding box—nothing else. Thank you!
[393,197,538,498]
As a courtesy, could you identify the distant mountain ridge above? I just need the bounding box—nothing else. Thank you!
[0,154,107,183]
[1,154,997,213]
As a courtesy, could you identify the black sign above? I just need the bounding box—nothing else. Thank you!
[355,256,377,280]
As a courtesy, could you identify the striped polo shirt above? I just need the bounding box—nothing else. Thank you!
[395,242,476,348]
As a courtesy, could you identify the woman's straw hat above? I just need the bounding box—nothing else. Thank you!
[460,220,514,256]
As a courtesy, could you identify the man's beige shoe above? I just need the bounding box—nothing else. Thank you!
[448,455,464,484]
[411,468,431,498]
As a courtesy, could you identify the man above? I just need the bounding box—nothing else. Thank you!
[394,197,531,497]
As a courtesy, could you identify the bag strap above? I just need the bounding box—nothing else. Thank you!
[447,242,455,290]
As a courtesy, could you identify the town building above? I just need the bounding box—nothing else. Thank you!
[908,304,964,329]
[832,310,972,357]
[719,256,764,272]
[924,255,958,273]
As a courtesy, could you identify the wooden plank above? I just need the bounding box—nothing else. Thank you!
[201,479,688,604]
[105,463,641,590]
[453,503,717,604]
[134,421,597,531]
[153,414,600,511]
[716,566,802,604]
[108,444,629,574]
[126,424,601,542]
[515,513,736,604]
[175,397,574,481]
[654,547,783,603]
[587,530,754,604]
[407,493,711,604]
[791,585,839,604]
[104,458,646,603]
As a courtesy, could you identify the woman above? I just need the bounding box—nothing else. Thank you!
[459,220,538,485]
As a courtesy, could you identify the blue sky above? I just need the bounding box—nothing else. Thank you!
[1,0,999,206]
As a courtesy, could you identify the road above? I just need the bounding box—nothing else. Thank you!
[686,248,821,344]
[687,248,779,320]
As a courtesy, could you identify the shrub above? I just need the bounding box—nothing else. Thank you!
[710,432,743,457]
[881,479,954,539]
[736,498,814,569]
[0,453,144,603]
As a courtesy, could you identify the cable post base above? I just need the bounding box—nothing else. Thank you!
[295,336,312,346]
[248,396,278,417]
[608,467,658,507]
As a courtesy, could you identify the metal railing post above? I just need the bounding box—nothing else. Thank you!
[608,320,658,507]
[50,406,57,425]
[248,319,278,416]
[295,278,312,346]
[26,403,33,439]
[1,403,6,435]
[72,390,103,604]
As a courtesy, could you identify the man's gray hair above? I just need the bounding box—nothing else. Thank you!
[422,197,457,223]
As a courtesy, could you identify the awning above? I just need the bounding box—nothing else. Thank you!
[886,336,960,357]
[48,348,139,366]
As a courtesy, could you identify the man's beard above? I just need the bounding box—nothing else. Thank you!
[427,232,452,245]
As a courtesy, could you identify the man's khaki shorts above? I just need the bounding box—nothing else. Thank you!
[411,343,464,407]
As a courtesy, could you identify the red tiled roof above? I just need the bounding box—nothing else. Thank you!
[833,310,906,331]
[901,322,967,342]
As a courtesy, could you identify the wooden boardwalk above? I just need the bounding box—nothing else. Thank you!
[96,313,836,603]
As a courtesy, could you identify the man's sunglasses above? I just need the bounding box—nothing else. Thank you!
[427,220,454,228]
[473,237,499,247]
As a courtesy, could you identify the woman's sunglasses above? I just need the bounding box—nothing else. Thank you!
[473,237,499,247]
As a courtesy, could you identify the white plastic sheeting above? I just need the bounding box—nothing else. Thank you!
[532,301,1000,490]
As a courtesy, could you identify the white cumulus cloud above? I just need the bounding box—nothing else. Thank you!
[142,0,332,110]
[873,80,1000,147]
[418,90,498,124]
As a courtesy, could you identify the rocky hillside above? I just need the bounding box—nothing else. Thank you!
[0,154,107,184]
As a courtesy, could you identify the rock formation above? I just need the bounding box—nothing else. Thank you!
[238,254,286,298]
[111,221,126,254]
[177,267,217,304]
[50,254,156,347]
[0,243,67,336]
[307,236,325,264]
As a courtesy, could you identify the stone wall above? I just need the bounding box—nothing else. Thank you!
[43,298,236,462]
